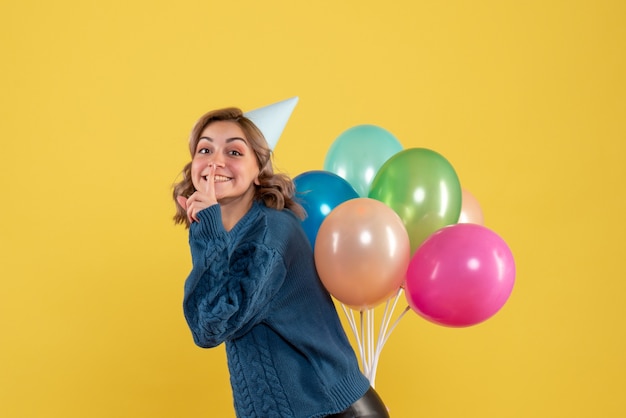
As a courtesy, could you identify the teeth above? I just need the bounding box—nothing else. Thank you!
[202,175,230,182]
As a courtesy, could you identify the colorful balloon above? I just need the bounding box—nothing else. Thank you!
[369,148,462,254]
[323,125,403,197]
[458,189,484,225]
[405,223,515,327]
[294,170,359,248]
[314,198,411,310]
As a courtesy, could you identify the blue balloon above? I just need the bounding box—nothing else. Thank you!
[294,170,360,248]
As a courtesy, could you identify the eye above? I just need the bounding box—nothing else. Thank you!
[228,149,243,156]
[197,147,212,155]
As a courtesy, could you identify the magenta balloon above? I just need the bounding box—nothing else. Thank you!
[405,223,515,327]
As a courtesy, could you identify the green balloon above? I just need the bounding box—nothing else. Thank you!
[369,148,462,254]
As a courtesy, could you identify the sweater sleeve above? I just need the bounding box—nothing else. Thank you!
[182,205,287,348]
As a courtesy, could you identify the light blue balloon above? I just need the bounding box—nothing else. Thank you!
[323,124,403,197]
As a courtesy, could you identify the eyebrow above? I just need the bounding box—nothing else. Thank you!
[198,136,247,144]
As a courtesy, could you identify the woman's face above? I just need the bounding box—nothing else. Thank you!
[191,120,260,206]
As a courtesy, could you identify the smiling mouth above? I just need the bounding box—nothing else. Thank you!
[204,175,231,183]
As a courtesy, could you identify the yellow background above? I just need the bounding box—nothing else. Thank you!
[2,0,625,417]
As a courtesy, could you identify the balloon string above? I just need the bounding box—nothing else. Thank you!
[370,288,403,385]
[367,309,374,381]
[377,288,405,351]
[376,291,397,356]
[362,309,374,384]
[341,304,366,374]
[381,305,410,347]
[359,310,370,377]
[383,305,411,345]
[340,286,409,388]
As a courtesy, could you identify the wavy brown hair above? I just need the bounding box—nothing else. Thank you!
[172,107,304,228]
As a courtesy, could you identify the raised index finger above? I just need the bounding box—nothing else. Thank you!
[204,163,219,206]
[206,163,214,194]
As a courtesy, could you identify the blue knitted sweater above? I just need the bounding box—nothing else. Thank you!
[183,201,371,418]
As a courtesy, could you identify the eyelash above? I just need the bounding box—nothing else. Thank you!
[197,148,243,157]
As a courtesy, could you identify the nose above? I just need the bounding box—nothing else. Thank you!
[208,154,225,168]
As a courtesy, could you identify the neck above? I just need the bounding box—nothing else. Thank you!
[219,196,255,232]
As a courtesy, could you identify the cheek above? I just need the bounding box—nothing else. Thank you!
[191,158,205,174]
[190,159,205,185]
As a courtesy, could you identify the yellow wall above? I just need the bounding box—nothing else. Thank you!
[2,1,625,417]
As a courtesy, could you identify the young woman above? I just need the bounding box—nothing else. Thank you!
[173,107,389,417]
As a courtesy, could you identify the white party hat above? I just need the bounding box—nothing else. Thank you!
[245,96,299,150]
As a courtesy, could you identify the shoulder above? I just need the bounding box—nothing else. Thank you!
[258,203,300,225]
[253,203,310,249]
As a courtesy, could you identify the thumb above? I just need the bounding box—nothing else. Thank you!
[176,195,188,210]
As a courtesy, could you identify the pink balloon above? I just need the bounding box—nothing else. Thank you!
[458,189,484,225]
[314,198,411,309]
[405,223,515,327]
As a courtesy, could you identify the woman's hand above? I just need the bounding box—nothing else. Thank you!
[176,163,219,223]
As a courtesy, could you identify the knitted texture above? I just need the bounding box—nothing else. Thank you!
[183,202,370,417]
